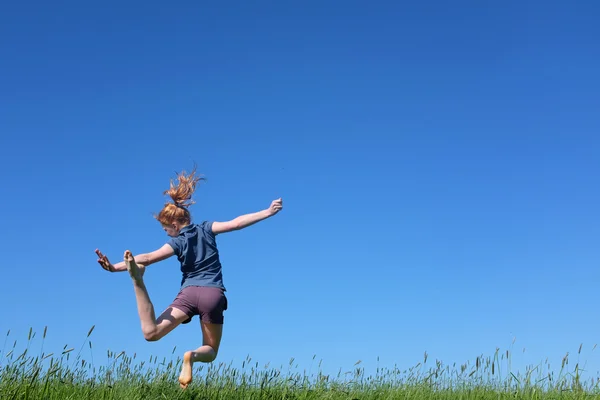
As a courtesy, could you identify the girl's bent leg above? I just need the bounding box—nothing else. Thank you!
[178,322,223,389]
[124,250,189,341]
[194,321,223,362]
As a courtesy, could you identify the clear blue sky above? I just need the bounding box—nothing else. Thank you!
[1,0,599,383]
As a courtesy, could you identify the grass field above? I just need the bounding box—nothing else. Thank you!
[2,327,600,399]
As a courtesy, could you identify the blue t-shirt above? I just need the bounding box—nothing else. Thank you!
[166,221,226,291]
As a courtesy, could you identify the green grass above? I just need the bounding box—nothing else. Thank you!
[2,327,600,399]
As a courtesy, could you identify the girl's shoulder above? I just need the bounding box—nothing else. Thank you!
[195,221,216,237]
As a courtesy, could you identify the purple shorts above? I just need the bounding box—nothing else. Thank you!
[170,286,228,325]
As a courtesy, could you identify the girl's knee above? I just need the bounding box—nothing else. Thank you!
[143,327,160,342]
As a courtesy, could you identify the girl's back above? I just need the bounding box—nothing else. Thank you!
[167,221,225,291]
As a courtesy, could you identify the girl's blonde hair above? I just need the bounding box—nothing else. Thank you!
[155,166,205,226]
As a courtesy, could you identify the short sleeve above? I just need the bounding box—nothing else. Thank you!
[167,237,183,257]
[200,221,215,238]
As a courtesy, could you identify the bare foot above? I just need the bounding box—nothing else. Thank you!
[124,250,144,282]
[178,351,193,389]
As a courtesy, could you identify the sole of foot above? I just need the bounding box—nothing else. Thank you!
[178,351,193,389]
[124,250,144,282]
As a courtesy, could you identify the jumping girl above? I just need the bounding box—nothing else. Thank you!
[94,167,283,389]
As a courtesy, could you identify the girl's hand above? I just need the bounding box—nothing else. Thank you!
[95,249,117,272]
[268,198,283,216]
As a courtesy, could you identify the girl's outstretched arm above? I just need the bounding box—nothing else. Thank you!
[212,198,283,235]
[95,244,175,273]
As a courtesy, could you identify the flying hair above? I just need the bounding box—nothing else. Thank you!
[155,165,205,226]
